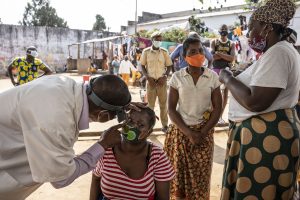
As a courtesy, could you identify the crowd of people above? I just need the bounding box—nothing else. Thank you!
[1,0,300,200]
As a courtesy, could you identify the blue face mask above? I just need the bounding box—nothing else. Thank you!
[122,125,141,143]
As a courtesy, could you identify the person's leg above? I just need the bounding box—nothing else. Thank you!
[157,82,168,130]
[146,82,157,111]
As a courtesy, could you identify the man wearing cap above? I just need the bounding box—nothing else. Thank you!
[170,32,213,69]
[0,75,140,200]
[7,46,52,86]
[140,31,173,132]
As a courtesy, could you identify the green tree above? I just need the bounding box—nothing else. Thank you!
[163,28,187,43]
[20,0,68,27]
[92,14,106,31]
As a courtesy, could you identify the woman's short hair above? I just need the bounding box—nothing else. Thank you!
[142,107,156,129]
[182,37,201,58]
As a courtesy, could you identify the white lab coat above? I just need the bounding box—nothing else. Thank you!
[0,75,84,200]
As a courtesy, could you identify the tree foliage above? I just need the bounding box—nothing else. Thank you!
[92,14,106,31]
[20,0,68,27]
[138,28,187,43]
[163,28,187,43]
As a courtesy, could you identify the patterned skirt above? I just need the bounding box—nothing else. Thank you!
[221,108,300,200]
[164,122,214,200]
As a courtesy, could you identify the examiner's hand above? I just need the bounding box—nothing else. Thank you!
[98,123,125,149]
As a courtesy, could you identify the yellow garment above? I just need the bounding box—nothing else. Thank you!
[140,47,173,80]
[131,71,141,83]
[121,73,130,85]
[234,27,242,36]
[87,67,97,74]
[12,57,46,85]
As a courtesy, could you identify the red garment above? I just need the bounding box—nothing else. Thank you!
[93,144,175,200]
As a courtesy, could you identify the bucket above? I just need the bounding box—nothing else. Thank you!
[83,75,90,82]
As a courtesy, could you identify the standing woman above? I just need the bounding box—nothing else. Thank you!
[164,36,222,199]
[219,0,300,199]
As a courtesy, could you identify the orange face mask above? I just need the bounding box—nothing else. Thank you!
[185,54,205,67]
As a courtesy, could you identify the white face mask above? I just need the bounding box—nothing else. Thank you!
[28,50,38,57]
[152,40,161,48]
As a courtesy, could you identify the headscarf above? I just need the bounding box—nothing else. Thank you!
[251,0,296,27]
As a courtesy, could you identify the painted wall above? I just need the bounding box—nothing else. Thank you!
[0,24,111,74]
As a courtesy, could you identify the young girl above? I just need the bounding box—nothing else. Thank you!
[90,107,174,200]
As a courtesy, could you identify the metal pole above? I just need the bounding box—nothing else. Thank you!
[135,0,137,35]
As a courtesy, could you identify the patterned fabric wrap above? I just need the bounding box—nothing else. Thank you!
[164,122,214,200]
[221,108,300,199]
[12,57,46,85]
[251,0,296,27]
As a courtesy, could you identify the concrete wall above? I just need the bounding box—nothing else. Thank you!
[0,24,112,74]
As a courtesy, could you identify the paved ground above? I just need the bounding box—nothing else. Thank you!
[0,74,229,199]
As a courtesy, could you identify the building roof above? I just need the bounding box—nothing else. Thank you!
[69,36,122,46]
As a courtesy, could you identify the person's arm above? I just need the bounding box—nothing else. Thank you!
[154,181,170,200]
[7,62,18,86]
[39,63,53,77]
[51,124,123,189]
[200,86,222,134]
[211,40,221,61]
[164,65,172,77]
[170,45,180,62]
[219,69,282,112]
[203,46,213,68]
[215,43,236,62]
[90,174,101,200]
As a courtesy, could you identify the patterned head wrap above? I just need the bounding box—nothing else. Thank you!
[251,0,296,27]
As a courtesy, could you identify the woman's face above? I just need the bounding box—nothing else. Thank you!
[185,42,203,57]
[127,110,152,140]
[247,19,267,41]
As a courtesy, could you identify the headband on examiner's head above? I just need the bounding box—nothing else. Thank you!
[86,77,131,122]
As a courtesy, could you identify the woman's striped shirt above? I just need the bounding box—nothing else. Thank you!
[93,144,175,200]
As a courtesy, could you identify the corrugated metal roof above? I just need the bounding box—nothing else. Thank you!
[69,36,123,46]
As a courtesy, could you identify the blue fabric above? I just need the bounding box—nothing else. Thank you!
[170,44,213,69]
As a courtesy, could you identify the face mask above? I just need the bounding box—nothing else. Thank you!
[219,31,228,36]
[185,54,205,67]
[28,50,38,57]
[152,40,161,48]
[122,124,141,143]
[248,26,269,54]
